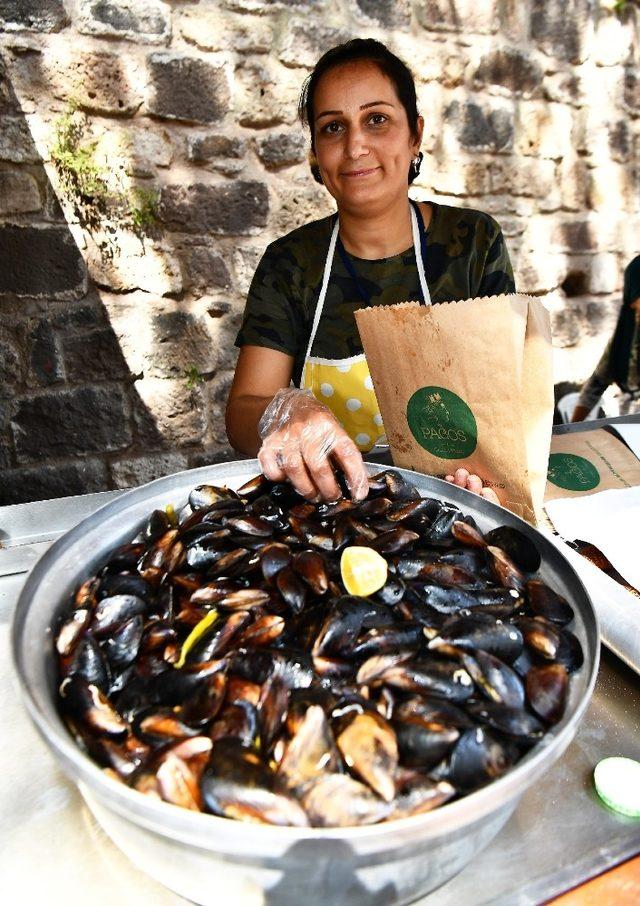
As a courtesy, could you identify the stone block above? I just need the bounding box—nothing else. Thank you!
[93,124,173,179]
[0,226,87,299]
[187,446,241,470]
[0,331,23,390]
[471,49,543,98]
[235,61,299,128]
[550,220,597,253]
[51,301,107,330]
[182,246,231,292]
[0,0,68,32]
[29,318,64,385]
[592,12,633,66]
[270,179,335,237]
[543,72,581,107]
[147,304,218,379]
[76,0,171,45]
[514,250,567,295]
[62,328,131,383]
[278,21,352,69]
[559,155,589,212]
[233,245,266,296]
[415,0,498,33]
[110,452,189,490]
[255,131,306,169]
[133,378,206,446]
[0,169,41,214]
[0,460,109,506]
[498,0,529,43]
[444,100,514,153]
[187,135,246,164]
[180,6,273,53]
[84,231,182,297]
[428,161,490,197]
[159,181,269,236]
[608,120,632,163]
[355,0,411,29]
[515,101,575,159]
[45,50,143,117]
[0,117,40,164]
[623,67,640,114]
[490,158,555,198]
[530,0,596,64]
[12,385,131,463]
[147,53,230,124]
[588,164,631,212]
[589,253,619,295]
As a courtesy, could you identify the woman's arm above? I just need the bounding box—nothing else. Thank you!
[226,346,295,455]
[571,337,614,421]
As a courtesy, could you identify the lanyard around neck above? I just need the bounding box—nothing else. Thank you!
[337,200,430,307]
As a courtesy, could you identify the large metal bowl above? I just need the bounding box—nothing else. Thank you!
[12,461,599,906]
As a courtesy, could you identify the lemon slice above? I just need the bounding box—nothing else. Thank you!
[594,756,640,817]
[340,546,388,597]
[174,608,218,669]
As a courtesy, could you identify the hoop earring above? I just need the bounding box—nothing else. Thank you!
[410,151,423,179]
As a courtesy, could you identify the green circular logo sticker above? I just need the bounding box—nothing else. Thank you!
[406,386,477,459]
[547,453,600,491]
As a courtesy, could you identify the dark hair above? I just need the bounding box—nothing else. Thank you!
[298,38,421,185]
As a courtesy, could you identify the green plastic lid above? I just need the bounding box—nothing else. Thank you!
[594,757,640,818]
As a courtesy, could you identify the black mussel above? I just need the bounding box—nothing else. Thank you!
[97,573,154,603]
[238,614,285,648]
[378,470,421,502]
[394,719,459,769]
[276,566,307,614]
[185,532,232,572]
[487,545,525,592]
[154,659,228,706]
[103,542,146,574]
[377,657,475,704]
[201,738,308,826]
[223,515,274,538]
[258,671,290,753]
[228,648,276,685]
[209,699,260,748]
[209,547,252,578]
[555,628,584,673]
[336,711,398,802]
[216,588,271,611]
[419,563,481,590]
[349,622,424,660]
[526,579,575,626]
[260,542,292,583]
[414,582,479,614]
[371,527,419,555]
[103,615,144,671]
[484,526,541,573]
[449,727,513,791]
[355,651,414,685]
[69,634,111,691]
[429,613,523,663]
[156,753,202,811]
[145,509,172,543]
[313,598,367,658]
[189,484,239,511]
[461,650,525,710]
[237,473,271,501]
[397,594,447,634]
[179,673,227,728]
[525,663,569,724]
[516,616,561,661]
[302,773,391,827]
[270,648,315,689]
[425,506,461,542]
[279,704,341,795]
[134,707,200,744]
[452,520,486,548]
[92,594,148,638]
[356,497,392,518]
[388,777,455,820]
[394,695,475,730]
[292,550,329,595]
[56,608,91,657]
[187,612,251,665]
[60,676,127,740]
[466,700,544,741]
[374,573,406,607]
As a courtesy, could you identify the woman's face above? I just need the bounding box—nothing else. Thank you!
[312,61,423,216]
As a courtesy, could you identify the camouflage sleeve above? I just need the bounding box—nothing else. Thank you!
[475,221,516,297]
[234,242,304,357]
[576,337,614,410]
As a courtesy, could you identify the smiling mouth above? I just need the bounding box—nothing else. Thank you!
[342,167,380,178]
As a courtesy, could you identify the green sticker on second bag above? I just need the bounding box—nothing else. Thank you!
[547,452,600,491]
[406,386,477,459]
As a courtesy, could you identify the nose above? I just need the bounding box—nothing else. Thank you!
[345,125,369,160]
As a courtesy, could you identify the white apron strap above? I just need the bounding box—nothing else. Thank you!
[411,202,432,306]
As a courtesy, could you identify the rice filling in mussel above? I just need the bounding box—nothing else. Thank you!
[54,471,583,827]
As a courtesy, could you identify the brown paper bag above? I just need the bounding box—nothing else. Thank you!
[355,294,554,525]
[544,428,640,502]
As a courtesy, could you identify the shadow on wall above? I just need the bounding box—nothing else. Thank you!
[0,51,238,507]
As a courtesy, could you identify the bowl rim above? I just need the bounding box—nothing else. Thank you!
[11,459,600,849]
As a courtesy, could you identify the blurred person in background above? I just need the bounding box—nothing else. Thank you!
[571,255,640,421]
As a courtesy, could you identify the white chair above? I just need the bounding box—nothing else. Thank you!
[556,389,618,424]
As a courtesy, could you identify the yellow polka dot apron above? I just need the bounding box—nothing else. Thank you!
[300,202,432,452]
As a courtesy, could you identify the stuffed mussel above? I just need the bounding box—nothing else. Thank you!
[54,470,583,828]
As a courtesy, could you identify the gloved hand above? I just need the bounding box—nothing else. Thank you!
[257,388,369,502]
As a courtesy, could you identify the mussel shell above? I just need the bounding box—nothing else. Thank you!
[394,720,459,769]
[484,526,541,573]
[526,579,574,626]
[429,612,523,663]
[525,663,569,724]
[102,615,144,671]
[466,700,544,740]
[449,727,512,791]
[461,650,525,709]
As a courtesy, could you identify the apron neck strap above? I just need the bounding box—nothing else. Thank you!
[302,215,340,365]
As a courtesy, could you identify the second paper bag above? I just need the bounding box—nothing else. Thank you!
[355,294,554,524]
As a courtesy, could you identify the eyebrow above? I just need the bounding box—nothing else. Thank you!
[315,100,395,121]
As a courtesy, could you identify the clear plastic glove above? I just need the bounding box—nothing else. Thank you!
[445,468,501,506]
[257,388,369,502]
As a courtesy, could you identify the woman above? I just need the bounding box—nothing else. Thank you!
[226,39,515,503]
[571,255,640,421]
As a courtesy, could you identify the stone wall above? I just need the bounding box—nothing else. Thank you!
[0,0,638,505]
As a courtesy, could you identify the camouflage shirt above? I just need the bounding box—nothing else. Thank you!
[235,201,516,386]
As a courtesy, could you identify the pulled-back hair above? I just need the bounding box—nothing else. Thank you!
[298,38,421,185]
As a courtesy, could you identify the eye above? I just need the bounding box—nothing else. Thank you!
[321,120,344,135]
[368,113,388,126]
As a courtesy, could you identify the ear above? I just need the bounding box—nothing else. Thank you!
[411,116,424,155]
